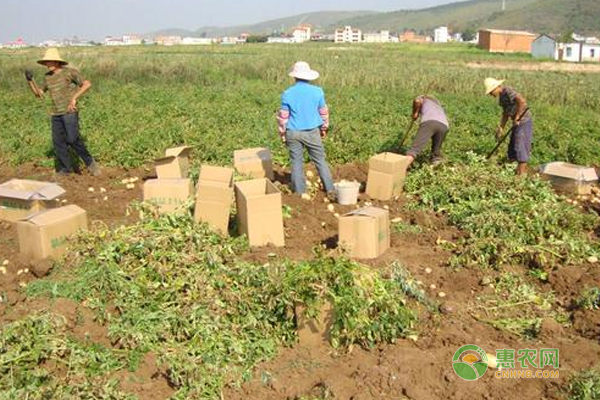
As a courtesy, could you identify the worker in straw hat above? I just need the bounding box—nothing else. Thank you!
[277,61,336,200]
[485,77,533,176]
[25,48,101,176]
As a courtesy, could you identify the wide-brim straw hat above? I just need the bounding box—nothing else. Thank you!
[37,48,68,65]
[484,77,504,95]
[289,61,320,81]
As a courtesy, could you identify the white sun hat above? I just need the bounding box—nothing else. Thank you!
[289,61,320,81]
[484,77,505,95]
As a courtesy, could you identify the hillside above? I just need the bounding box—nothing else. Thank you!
[486,0,600,35]
[333,0,538,33]
[148,11,377,38]
[147,0,600,38]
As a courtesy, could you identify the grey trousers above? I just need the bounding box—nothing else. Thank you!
[407,120,449,161]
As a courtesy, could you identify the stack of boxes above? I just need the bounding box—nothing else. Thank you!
[143,146,195,214]
[0,180,88,260]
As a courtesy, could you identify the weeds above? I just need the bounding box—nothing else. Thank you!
[406,153,600,270]
[567,366,600,400]
[576,287,600,311]
[20,213,416,398]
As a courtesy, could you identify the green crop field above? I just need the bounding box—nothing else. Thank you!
[1,43,600,168]
[2,43,600,400]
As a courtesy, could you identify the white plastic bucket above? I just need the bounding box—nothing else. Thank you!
[335,181,361,205]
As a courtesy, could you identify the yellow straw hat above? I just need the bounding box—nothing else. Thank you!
[484,77,504,95]
[37,48,68,65]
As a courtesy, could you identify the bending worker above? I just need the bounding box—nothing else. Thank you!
[485,77,533,176]
[405,95,449,168]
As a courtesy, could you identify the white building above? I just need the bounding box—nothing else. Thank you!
[292,26,312,43]
[154,36,182,46]
[560,41,600,62]
[531,34,600,62]
[104,36,125,46]
[363,30,391,43]
[182,37,214,45]
[335,26,362,43]
[267,36,295,44]
[434,27,450,43]
[122,35,142,46]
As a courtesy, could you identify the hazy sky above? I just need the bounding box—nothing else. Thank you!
[2,0,460,43]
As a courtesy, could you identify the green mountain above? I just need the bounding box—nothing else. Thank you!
[484,0,600,35]
[147,0,600,38]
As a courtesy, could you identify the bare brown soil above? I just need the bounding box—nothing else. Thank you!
[1,162,600,400]
[466,60,600,74]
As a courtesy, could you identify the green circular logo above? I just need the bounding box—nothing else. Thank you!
[452,345,489,381]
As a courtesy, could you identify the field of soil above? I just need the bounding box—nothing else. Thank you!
[1,163,600,400]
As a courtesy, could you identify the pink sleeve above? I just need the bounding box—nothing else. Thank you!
[277,109,290,136]
[319,106,329,128]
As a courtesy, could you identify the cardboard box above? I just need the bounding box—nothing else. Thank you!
[16,205,88,260]
[194,165,234,235]
[234,178,284,247]
[366,153,410,200]
[155,146,192,179]
[338,206,390,259]
[233,148,274,180]
[295,300,334,347]
[143,178,194,214]
[0,179,65,223]
[540,162,598,195]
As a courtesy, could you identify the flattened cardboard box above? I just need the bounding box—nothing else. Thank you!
[155,146,192,179]
[338,206,390,259]
[16,204,88,261]
[0,179,65,223]
[233,148,274,180]
[143,178,194,215]
[235,178,284,247]
[366,153,410,201]
[194,165,234,235]
[540,162,598,195]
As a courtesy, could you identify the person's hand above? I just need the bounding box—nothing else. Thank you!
[412,113,419,121]
[280,133,286,144]
[513,118,521,127]
[495,126,504,142]
[25,70,33,81]
[320,127,328,139]
[67,99,78,112]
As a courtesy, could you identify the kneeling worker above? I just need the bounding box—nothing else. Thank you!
[405,95,449,168]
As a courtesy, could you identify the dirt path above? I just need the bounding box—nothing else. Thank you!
[466,60,600,73]
[1,163,600,400]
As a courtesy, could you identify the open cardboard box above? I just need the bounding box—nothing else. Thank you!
[194,165,234,235]
[233,148,274,180]
[0,179,65,222]
[234,178,284,247]
[338,206,390,259]
[366,152,410,201]
[155,146,192,179]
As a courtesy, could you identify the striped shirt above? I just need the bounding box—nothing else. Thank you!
[499,87,531,122]
[42,67,85,115]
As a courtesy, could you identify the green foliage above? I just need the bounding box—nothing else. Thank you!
[406,153,600,269]
[567,366,600,400]
[23,213,416,398]
[576,287,600,310]
[2,44,600,169]
[0,313,134,399]
[475,273,553,338]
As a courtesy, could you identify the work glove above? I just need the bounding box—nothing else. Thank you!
[24,69,33,81]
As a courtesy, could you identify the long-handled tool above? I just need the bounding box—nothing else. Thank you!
[486,107,530,159]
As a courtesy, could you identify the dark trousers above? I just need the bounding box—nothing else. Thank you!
[51,112,94,172]
[407,120,449,161]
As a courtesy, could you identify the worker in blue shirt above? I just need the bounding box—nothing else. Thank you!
[277,61,336,200]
